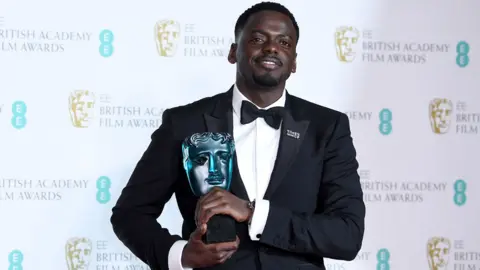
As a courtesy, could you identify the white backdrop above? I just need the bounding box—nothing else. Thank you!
[1,0,479,269]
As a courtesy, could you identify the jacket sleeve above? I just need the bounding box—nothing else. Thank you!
[110,109,183,270]
[259,113,366,261]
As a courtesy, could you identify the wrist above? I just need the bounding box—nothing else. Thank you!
[246,200,255,224]
[180,243,193,268]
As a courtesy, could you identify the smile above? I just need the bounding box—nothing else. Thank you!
[258,60,280,70]
[256,56,282,70]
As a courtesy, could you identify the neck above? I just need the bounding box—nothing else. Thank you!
[236,79,285,108]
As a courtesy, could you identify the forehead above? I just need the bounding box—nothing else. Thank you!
[163,24,179,31]
[433,242,448,249]
[243,10,296,38]
[75,242,90,249]
[190,140,229,152]
[434,103,450,110]
[78,94,94,101]
[342,31,357,38]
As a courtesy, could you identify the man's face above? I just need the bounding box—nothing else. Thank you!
[228,10,297,88]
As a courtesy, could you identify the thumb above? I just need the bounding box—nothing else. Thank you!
[192,224,207,240]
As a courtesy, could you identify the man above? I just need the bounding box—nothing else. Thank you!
[111,2,365,270]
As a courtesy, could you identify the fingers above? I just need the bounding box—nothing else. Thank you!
[216,240,238,261]
[195,188,222,218]
[191,223,207,241]
[207,239,239,253]
[199,187,223,204]
[207,250,234,264]
[201,188,227,205]
[204,240,239,263]
[222,250,236,262]
[196,188,228,224]
[198,197,227,224]
[200,204,230,225]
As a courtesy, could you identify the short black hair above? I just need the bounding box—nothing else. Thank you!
[234,2,299,43]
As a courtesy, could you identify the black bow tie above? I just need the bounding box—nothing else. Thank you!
[240,100,285,129]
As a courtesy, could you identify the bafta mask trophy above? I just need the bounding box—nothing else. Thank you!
[182,132,237,244]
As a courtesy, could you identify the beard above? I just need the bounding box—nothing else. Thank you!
[252,72,282,87]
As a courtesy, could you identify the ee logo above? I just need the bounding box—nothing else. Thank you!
[456,41,469,68]
[99,29,114,57]
[454,179,467,206]
[376,248,390,270]
[11,101,27,129]
[96,176,111,204]
[8,250,24,270]
[379,109,392,135]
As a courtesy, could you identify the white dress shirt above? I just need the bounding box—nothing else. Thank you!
[168,85,284,269]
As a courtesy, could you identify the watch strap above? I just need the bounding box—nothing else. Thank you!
[247,200,256,225]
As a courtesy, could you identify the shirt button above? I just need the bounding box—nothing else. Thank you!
[256,234,262,239]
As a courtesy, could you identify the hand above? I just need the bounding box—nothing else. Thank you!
[181,223,240,268]
[196,187,252,225]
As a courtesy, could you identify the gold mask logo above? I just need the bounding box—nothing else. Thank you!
[66,237,92,270]
[69,90,96,128]
[154,19,181,57]
[335,26,360,63]
[427,237,451,270]
[429,98,453,134]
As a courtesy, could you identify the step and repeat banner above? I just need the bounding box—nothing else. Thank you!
[0,0,478,269]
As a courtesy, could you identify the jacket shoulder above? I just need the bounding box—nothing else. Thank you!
[163,92,223,119]
[289,94,345,121]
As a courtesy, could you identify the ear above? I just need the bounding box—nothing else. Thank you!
[291,53,297,73]
[227,43,237,64]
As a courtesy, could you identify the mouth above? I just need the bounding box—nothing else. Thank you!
[256,56,282,70]
[205,177,224,185]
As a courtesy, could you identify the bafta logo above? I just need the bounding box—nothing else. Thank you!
[335,26,360,62]
[182,132,235,197]
[68,90,96,128]
[65,237,92,270]
[429,98,453,134]
[427,237,451,270]
[154,19,181,57]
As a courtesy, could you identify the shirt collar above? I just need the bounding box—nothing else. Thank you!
[232,84,286,117]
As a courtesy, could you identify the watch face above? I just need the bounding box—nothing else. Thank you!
[247,201,256,212]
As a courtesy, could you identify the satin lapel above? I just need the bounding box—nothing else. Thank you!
[203,87,249,201]
[264,94,310,199]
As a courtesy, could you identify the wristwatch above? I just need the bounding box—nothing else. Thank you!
[247,200,256,225]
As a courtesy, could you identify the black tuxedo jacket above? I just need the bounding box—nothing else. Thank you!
[111,87,365,270]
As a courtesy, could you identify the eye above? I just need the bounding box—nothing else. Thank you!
[279,40,291,47]
[218,152,230,162]
[192,155,208,165]
[250,37,263,44]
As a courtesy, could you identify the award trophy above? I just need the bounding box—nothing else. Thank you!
[182,132,237,244]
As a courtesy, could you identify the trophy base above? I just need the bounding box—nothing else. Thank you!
[202,214,237,244]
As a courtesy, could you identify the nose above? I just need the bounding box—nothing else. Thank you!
[262,39,279,55]
[208,154,219,173]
